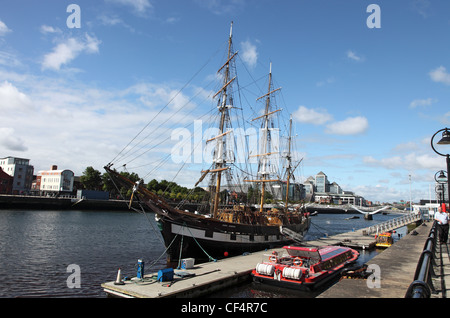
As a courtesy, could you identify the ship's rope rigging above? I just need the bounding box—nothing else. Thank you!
[106,30,303,211]
[109,39,229,167]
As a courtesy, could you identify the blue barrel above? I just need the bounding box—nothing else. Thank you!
[157,268,174,282]
[137,259,144,279]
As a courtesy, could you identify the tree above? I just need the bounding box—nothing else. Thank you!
[80,166,102,190]
[101,169,141,199]
[147,179,159,192]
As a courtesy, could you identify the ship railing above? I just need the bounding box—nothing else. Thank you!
[363,213,422,236]
[405,221,438,298]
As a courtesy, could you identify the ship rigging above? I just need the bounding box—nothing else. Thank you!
[105,22,310,264]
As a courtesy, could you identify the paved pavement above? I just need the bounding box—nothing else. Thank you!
[431,241,450,298]
[318,222,431,298]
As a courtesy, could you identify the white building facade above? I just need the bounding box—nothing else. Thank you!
[38,166,74,194]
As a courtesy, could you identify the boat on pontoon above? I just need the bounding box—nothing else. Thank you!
[375,231,394,248]
[251,245,359,290]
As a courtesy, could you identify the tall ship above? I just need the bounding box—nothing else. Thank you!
[105,23,310,264]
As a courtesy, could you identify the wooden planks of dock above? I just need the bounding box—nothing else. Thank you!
[102,247,286,298]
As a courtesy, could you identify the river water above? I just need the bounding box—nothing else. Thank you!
[0,209,405,298]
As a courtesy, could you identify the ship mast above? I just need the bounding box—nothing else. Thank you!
[259,64,272,213]
[285,115,293,210]
[250,63,282,213]
[211,22,234,218]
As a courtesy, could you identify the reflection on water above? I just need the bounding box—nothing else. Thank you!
[0,210,167,298]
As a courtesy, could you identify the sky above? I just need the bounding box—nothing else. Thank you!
[0,0,450,203]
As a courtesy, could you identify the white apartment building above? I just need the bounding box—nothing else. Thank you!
[0,156,34,194]
[38,165,74,194]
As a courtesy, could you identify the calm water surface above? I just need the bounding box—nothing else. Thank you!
[0,210,166,297]
[0,210,405,298]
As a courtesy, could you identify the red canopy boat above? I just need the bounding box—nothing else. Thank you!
[251,245,359,290]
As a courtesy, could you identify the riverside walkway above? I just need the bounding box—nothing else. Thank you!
[319,220,450,298]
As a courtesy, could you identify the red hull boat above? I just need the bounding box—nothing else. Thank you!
[252,245,359,290]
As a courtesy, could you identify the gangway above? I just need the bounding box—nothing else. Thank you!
[363,213,422,236]
[279,226,304,243]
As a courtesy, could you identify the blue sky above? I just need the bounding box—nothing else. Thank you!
[0,0,449,203]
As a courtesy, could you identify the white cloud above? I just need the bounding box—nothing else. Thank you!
[325,116,369,135]
[292,105,333,125]
[40,25,62,34]
[0,20,11,36]
[444,111,450,125]
[429,66,450,85]
[41,34,101,71]
[412,0,431,18]
[392,142,419,153]
[0,70,203,176]
[165,17,179,24]
[363,153,443,171]
[409,97,437,108]
[0,51,21,67]
[123,82,197,110]
[0,128,27,152]
[98,15,136,32]
[316,77,335,87]
[0,81,33,112]
[194,0,245,15]
[347,50,363,62]
[240,40,258,69]
[353,184,416,203]
[105,0,153,15]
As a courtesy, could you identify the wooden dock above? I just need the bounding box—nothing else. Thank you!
[102,214,422,298]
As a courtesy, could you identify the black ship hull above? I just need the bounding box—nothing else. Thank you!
[154,211,311,264]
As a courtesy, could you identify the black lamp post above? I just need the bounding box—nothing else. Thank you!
[435,170,447,205]
[431,128,450,207]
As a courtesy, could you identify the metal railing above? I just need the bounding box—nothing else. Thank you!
[363,213,422,236]
[405,221,438,298]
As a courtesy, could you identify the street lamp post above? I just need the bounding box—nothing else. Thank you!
[409,174,412,212]
[435,170,447,205]
[431,128,450,208]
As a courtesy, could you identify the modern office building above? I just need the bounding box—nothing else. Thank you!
[0,156,34,194]
[315,171,328,193]
[304,171,367,206]
[329,182,343,195]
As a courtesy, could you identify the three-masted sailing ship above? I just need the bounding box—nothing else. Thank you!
[105,23,310,264]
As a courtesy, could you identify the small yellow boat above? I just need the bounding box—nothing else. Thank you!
[375,232,394,248]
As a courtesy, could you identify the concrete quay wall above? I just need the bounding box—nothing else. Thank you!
[0,194,203,212]
[0,194,135,211]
